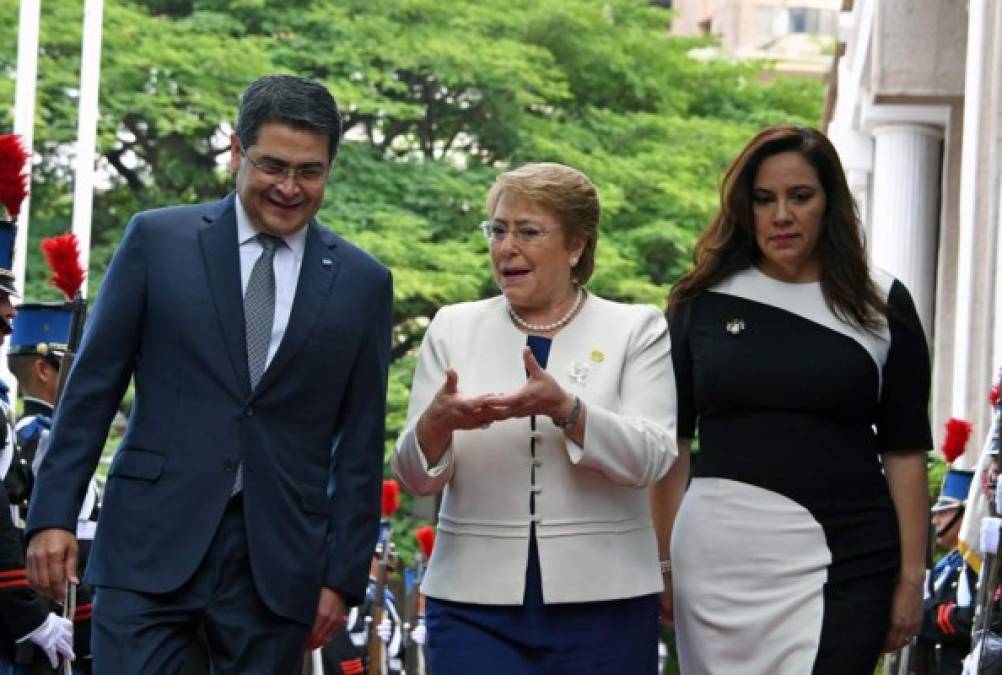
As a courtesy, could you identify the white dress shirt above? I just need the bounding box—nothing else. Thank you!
[235,195,307,368]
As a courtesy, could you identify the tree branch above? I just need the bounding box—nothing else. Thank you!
[104,147,144,192]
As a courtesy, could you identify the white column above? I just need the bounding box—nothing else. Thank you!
[869,123,943,341]
[846,168,871,242]
[994,171,1002,374]
[12,0,41,288]
[71,0,106,298]
[6,0,43,404]
[953,0,989,418]
[827,122,874,241]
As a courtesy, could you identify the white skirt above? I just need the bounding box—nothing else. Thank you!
[671,478,832,675]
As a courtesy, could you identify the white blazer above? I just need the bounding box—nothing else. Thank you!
[393,293,678,605]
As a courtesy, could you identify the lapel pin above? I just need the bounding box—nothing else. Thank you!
[568,360,591,385]
[321,258,333,267]
[725,318,745,335]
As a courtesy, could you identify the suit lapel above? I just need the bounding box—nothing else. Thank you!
[254,221,340,394]
[198,195,251,397]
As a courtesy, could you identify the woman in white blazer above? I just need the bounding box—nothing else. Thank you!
[393,162,679,675]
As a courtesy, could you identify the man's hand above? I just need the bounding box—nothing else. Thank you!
[26,529,78,600]
[305,587,346,650]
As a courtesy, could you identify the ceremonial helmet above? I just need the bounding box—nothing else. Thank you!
[9,302,73,364]
[932,468,975,513]
[0,134,30,298]
[0,222,17,298]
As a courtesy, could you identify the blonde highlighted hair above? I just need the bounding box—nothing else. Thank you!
[486,162,600,284]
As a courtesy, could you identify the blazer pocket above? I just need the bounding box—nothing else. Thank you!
[300,486,333,516]
[108,448,166,481]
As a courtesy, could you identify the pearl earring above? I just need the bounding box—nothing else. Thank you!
[570,258,578,266]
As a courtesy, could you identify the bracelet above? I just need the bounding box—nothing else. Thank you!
[552,395,582,430]
[659,559,672,574]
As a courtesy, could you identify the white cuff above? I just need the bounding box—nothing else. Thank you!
[414,431,454,477]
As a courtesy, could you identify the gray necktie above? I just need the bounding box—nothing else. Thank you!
[244,233,283,388]
[233,233,283,495]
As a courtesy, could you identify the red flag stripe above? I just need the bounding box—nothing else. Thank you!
[0,569,28,581]
[0,578,30,590]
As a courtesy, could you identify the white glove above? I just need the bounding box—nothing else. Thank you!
[24,612,75,668]
[411,622,427,645]
[377,616,392,643]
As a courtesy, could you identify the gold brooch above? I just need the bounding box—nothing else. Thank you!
[590,350,605,363]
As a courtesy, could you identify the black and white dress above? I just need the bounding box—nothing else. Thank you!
[669,266,932,675]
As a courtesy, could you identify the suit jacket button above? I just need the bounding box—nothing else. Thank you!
[244,408,254,417]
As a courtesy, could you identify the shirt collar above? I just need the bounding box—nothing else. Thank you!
[234,194,309,260]
[22,396,54,414]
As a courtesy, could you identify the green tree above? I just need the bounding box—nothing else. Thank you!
[1,0,824,564]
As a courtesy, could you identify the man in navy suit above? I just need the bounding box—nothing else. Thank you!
[24,75,392,674]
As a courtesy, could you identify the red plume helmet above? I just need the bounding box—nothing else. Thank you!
[0,134,30,219]
[40,233,86,300]
[415,526,436,560]
[940,417,973,464]
[381,479,399,518]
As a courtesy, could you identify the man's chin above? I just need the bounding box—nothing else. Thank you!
[260,215,310,236]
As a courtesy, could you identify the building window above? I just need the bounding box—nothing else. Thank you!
[788,8,836,35]
[789,7,811,33]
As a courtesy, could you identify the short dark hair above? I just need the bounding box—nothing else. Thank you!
[235,75,343,162]
[7,353,57,385]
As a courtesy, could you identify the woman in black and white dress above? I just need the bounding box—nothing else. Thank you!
[654,125,932,674]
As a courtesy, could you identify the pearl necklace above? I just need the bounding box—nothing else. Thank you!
[507,287,585,332]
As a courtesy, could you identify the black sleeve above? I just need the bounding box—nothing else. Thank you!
[669,299,697,440]
[877,280,933,453]
[0,487,50,639]
[919,564,977,645]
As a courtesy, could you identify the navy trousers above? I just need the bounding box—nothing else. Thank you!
[92,497,310,675]
[425,534,659,675]
[0,661,22,675]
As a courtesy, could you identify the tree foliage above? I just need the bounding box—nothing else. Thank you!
[1,0,823,561]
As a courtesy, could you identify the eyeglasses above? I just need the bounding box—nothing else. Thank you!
[480,220,553,245]
[239,146,329,185]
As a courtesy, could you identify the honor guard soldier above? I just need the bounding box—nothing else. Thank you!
[0,134,75,674]
[916,467,977,675]
[8,302,99,673]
